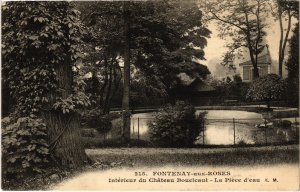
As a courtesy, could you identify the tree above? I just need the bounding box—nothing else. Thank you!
[130,71,168,109]
[122,1,131,143]
[246,74,286,109]
[206,74,244,101]
[83,58,123,114]
[270,0,298,77]
[203,0,268,79]
[74,2,124,114]
[286,22,299,107]
[76,1,132,142]
[76,0,211,142]
[131,1,211,91]
[77,0,210,95]
[2,2,90,167]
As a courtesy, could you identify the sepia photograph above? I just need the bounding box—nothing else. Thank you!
[1,0,299,190]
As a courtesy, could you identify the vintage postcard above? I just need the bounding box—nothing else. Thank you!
[1,0,299,191]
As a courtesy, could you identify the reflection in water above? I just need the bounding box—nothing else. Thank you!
[198,121,259,145]
[130,112,155,140]
[203,122,234,145]
[125,110,298,145]
[196,110,262,119]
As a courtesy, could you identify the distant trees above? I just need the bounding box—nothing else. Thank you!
[77,0,211,100]
[130,72,167,109]
[270,0,298,106]
[76,1,211,142]
[207,74,249,101]
[270,0,299,77]
[203,0,268,79]
[246,74,286,109]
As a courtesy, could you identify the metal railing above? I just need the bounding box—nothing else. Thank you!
[92,115,299,146]
[128,116,299,146]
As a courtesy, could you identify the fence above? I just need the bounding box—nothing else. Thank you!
[90,115,299,146]
[128,116,299,146]
[130,117,152,141]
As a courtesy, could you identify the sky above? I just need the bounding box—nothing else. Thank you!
[202,17,297,79]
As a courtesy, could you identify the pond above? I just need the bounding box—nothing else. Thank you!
[129,110,298,145]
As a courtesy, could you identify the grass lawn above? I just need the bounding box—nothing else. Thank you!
[86,144,299,167]
[54,144,299,190]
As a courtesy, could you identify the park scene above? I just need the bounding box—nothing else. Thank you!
[1,0,299,190]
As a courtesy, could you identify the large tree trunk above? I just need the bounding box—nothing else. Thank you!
[43,111,88,167]
[122,1,131,143]
[44,53,88,168]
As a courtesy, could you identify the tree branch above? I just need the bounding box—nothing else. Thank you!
[210,11,247,32]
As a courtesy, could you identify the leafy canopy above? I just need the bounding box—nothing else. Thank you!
[76,0,211,94]
[202,0,268,71]
[2,1,90,117]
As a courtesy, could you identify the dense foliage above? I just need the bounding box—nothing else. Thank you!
[2,2,90,116]
[149,101,205,147]
[2,1,90,177]
[2,116,50,179]
[246,74,286,109]
[207,75,250,101]
[129,1,211,90]
[75,1,211,112]
[80,109,114,133]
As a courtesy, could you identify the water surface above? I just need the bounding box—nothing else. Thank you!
[124,110,297,145]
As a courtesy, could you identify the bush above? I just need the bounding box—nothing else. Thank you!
[111,118,123,138]
[237,140,247,146]
[149,101,205,147]
[2,116,51,180]
[81,109,112,132]
[80,128,99,137]
[272,119,292,128]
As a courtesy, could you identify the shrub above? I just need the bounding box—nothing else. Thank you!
[272,119,292,128]
[80,128,99,137]
[81,109,112,132]
[2,116,51,179]
[111,118,123,138]
[97,115,112,132]
[149,101,205,147]
[237,140,247,146]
